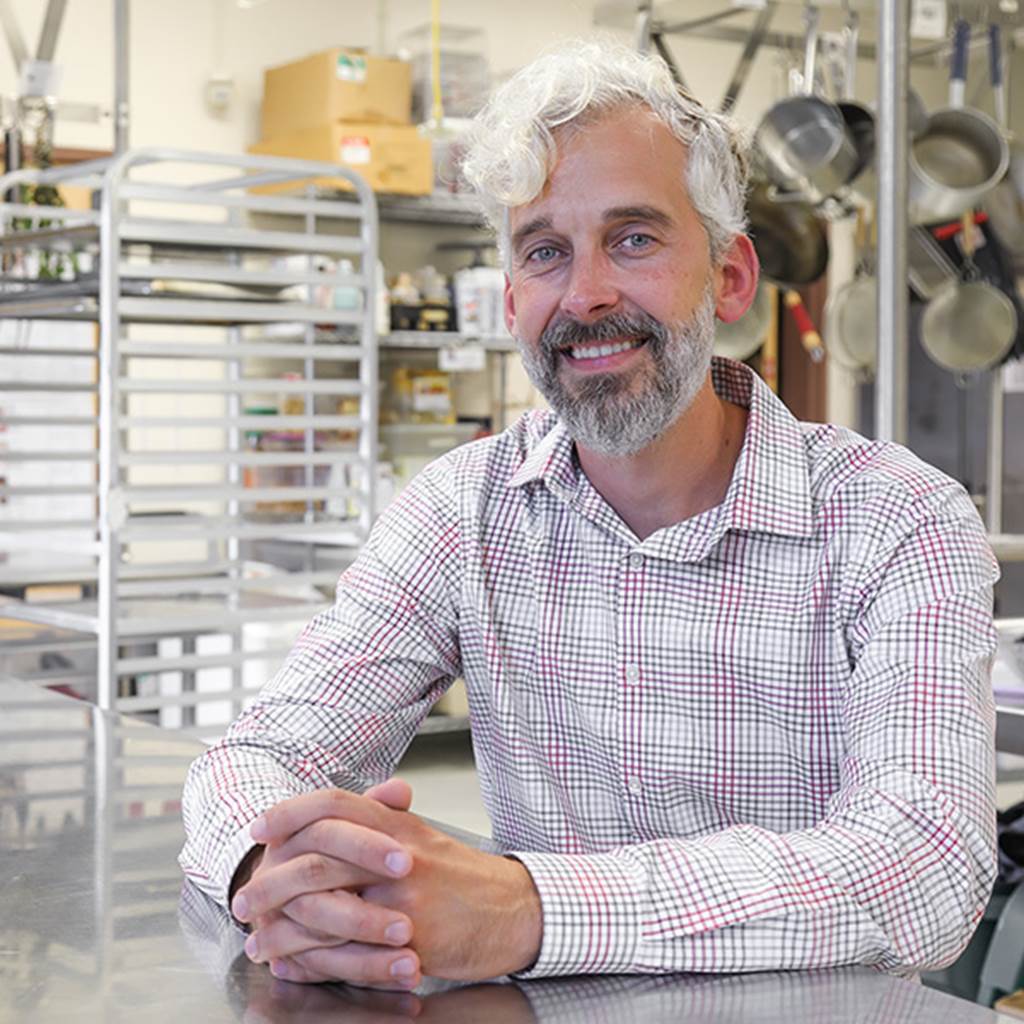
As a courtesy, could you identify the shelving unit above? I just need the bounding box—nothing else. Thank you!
[0,148,379,737]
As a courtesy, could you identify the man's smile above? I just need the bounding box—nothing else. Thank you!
[559,335,649,371]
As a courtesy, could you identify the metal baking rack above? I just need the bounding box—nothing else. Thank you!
[0,148,379,736]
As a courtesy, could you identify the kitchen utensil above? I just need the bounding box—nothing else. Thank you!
[824,211,876,374]
[761,285,779,392]
[981,24,1024,274]
[753,5,859,205]
[747,179,829,286]
[714,278,772,361]
[920,212,1018,374]
[784,288,824,362]
[836,8,874,187]
[909,20,1009,224]
[908,222,961,300]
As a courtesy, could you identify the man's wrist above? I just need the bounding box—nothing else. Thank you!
[228,843,265,928]
[503,855,543,974]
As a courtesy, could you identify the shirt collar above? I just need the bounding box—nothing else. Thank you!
[507,357,815,543]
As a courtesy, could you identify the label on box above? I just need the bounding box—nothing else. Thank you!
[339,136,372,165]
[439,343,486,373]
[412,391,451,413]
[336,54,367,82]
[910,0,947,41]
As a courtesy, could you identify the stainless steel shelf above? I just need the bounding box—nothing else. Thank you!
[117,340,364,361]
[0,148,381,724]
[117,516,364,543]
[116,646,294,675]
[119,450,360,468]
[320,190,485,227]
[119,413,361,431]
[383,330,516,353]
[0,593,328,638]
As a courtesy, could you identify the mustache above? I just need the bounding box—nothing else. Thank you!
[538,311,669,355]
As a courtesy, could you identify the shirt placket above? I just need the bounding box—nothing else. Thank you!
[619,545,649,840]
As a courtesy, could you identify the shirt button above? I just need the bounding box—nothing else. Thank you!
[625,664,640,684]
[628,553,644,570]
[627,777,643,796]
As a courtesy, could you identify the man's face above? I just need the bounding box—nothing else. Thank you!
[504,106,725,457]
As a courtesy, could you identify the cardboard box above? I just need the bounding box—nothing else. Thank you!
[261,49,412,138]
[249,122,433,197]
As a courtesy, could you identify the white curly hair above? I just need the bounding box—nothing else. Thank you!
[461,38,750,270]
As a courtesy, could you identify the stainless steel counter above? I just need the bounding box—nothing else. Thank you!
[0,678,1017,1023]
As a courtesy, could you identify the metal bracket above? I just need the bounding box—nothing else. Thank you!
[0,0,68,100]
[719,2,777,114]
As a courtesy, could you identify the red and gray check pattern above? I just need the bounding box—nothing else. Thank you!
[181,357,999,979]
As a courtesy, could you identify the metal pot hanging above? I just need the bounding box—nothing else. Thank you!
[909,19,1009,224]
[919,213,1018,374]
[747,180,829,286]
[754,5,860,206]
[824,212,877,374]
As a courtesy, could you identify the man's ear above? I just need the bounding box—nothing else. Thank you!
[714,234,760,324]
[503,274,517,336]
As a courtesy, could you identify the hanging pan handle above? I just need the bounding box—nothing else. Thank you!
[802,4,820,97]
[990,23,1007,130]
[842,3,859,102]
[784,289,825,362]
[950,18,971,109]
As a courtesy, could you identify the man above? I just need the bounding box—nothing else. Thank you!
[181,40,998,990]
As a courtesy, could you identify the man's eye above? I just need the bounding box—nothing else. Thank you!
[620,233,654,251]
[527,245,560,263]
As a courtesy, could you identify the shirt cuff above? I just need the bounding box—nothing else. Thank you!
[507,849,646,978]
[207,821,264,910]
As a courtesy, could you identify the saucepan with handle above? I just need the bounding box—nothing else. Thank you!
[754,3,860,206]
[824,210,876,375]
[909,19,1009,224]
[747,180,829,287]
[919,212,1018,374]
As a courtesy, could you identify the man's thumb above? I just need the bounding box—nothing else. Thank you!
[364,777,413,811]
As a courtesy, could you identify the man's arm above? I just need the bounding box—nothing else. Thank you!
[179,458,464,907]
[505,482,998,978]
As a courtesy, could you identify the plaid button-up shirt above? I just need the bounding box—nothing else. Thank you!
[181,357,999,978]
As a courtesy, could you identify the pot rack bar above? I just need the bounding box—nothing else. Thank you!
[875,0,910,444]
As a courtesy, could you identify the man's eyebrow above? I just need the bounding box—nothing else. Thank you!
[603,205,674,229]
[511,215,553,252]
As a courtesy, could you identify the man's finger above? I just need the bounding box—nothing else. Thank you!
[364,778,413,812]
[249,890,413,957]
[271,817,412,882]
[252,789,393,847]
[234,852,380,923]
[276,942,423,991]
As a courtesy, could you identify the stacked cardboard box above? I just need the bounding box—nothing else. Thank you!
[249,48,433,197]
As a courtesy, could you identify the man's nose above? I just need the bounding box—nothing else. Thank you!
[558,251,620,323]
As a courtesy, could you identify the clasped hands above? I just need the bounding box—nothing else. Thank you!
[230,778,542,990]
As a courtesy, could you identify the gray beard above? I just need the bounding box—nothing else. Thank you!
[516,284,717,457]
